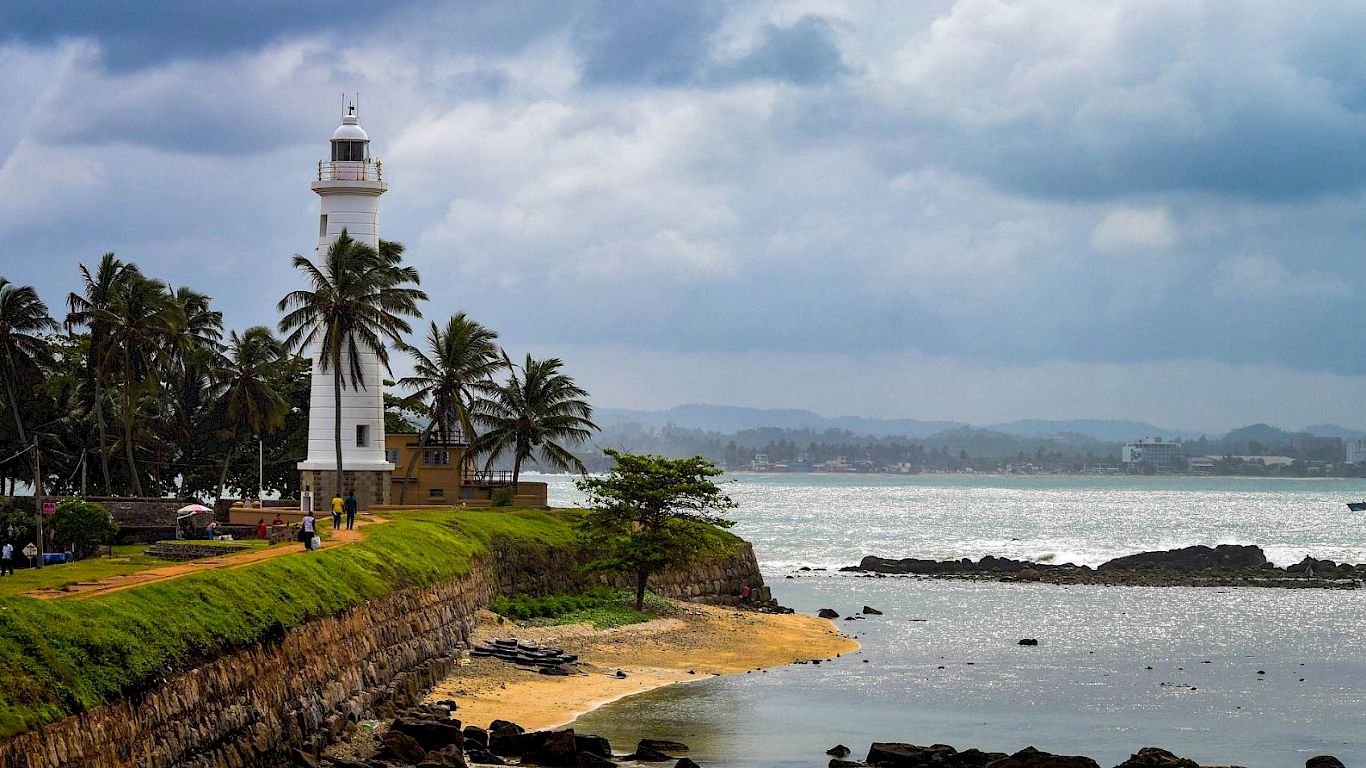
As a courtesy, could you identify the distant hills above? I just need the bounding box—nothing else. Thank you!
[596,403,1362,444]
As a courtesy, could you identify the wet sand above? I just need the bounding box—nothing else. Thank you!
[426,604,858,731]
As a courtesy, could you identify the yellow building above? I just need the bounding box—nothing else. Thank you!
[383,433,548,507]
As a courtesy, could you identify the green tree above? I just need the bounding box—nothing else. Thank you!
[277,232,426,498]
[576,450,737,610]
[65,253,134,495]
[470,353,597,491]
[396,313,501,502]
[0,279,57,538]
[48,497,118,560]
[102,273,178,496]
[213,327,289,500]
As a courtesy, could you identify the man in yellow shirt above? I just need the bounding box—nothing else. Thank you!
[331,494,344,531]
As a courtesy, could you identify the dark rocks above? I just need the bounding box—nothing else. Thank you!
[465,747,506,765]
[391,717,464,752]
[629,748,673,762]
[1114,748,1198,768]
[674,760,701,768]
[639,738,690,754]
[426,744,470,768]
[1016,568,1041,582]
[1305,757,1345,768]
[463,725,489,749]
[524,729,577,766]
[818,608,841,619]
[865,742,1007,768]
[1018,639,1039,646]
[831,761,868,768]
[576,753,617,767]
[862,606,883,615]
[489,720,525,734]
[382,730,429,765]
[1098,545,1266,572]
[983,747,1099,768]
[829,745,853,757]
[576,734,613,758]
[288,747,318,768]
[488,725,528,757]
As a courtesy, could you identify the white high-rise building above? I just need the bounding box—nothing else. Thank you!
[297,106,394,509]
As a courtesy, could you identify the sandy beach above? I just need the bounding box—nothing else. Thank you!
[425,604,858,731]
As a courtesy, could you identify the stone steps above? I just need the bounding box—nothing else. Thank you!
[143,542,252,561]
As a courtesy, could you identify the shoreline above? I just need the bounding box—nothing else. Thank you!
[423,603,858,731]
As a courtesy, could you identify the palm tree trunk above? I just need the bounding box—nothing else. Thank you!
[121,362,143,496]
[511,449,524,495]
[93,377,112,495]
[333,359,344,499]
[400,420,435,504]
[216,443,234,502]
[3,372,41,569]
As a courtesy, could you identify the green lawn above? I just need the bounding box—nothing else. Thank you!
[0,545,177,597]
[0,507,742,740]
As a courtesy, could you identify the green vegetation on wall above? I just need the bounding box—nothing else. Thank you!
[0,508,582,740]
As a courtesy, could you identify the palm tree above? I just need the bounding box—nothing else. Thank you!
[66,253,133,495]
[102,273,178,496]
[0,279,58,547]
[396,313,501,502]
[163,287,226,496]
[470,353,598,493]
[213,327,288,500]
[277,232,426,498]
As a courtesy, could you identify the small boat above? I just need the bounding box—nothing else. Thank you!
[1348,502,1366,512]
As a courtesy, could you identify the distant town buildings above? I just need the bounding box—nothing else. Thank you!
[1347,439,1366,465]
[1121,438,1186,473]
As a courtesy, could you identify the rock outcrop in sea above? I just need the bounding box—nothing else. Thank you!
[840,545,1364,588]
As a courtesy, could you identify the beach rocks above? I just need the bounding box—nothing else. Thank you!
[818,609,841,619]
[862,606,883,615]
[638,738,690,754]
[674,759,701,768]
[865,742,1008,768]
[472,638,580,669]
[1098,545,1266,571]
[391,717,464,752]
[1113,748,1199,768]
[1016,568,1041,582]
[382,730,429,765]
[462,725,489,748]
[1305,757,1345,768]
[829,745,853,757]
[576,734,613,758]
[983,747,1099,768]
[1018,639,1039,646]
[524,729,577,766]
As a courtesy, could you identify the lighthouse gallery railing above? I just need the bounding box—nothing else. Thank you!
[317,159,383,182]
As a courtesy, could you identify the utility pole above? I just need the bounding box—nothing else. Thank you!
[33,438,42,569]
[258,436,264,504]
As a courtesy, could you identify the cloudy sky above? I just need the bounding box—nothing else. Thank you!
[4,0,1366,432]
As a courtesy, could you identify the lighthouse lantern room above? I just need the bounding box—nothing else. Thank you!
[297,105,394,511]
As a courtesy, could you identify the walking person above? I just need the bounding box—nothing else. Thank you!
[300,510,317,551]
[331,493,343,531]
[1,542,13,576]
[344,490,358,530]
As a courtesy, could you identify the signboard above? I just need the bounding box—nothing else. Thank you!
[22,543,36,559]
[41,501,56,515]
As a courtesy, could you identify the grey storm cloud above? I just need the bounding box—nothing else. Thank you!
[8,0,1366,427]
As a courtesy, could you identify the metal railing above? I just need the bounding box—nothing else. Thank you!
[462,469,516,486]
[317,159,383,182]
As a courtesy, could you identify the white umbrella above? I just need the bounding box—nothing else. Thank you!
[177,504,212,514]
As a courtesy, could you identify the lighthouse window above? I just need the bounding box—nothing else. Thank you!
[319,214,328,238]
[355,424,370,447]
[332,141,367,161]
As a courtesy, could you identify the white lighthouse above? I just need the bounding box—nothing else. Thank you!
[297,105,394,509]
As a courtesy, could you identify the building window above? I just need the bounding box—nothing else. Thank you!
[423,449,451,466]
[384,449,399,464]
[356,424,369,447]
[319,214,328,238]
[429,487,444,499]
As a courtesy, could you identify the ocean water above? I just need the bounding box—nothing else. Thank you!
[537,473,1366,767]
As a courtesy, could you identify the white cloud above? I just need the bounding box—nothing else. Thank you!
[1090,207,1177,253]
[1211,254,1349,300]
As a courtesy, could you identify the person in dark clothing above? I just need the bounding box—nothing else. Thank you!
[344,491,358,530]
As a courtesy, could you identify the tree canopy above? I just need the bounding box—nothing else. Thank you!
[576,449,736,609]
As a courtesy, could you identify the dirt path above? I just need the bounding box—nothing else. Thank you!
[24,515,386,600]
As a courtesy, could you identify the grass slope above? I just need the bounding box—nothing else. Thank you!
[0,509,588,740]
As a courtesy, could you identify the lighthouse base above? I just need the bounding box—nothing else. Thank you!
[299,468,392,512]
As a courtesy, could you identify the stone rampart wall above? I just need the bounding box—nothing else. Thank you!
[0,539,764,768]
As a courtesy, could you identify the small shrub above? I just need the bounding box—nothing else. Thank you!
[491,488,516,507]
[49,498,118,560]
